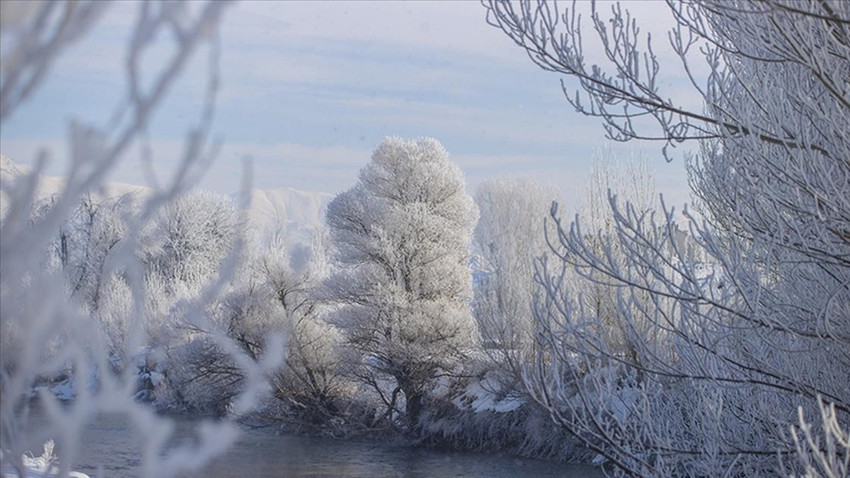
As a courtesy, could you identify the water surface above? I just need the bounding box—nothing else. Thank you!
[29,413,603,477]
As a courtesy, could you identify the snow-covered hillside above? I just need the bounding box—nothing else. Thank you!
[0,155,331,242]
[0,154,149,208]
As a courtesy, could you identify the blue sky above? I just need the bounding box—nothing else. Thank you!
[1,1,694,210]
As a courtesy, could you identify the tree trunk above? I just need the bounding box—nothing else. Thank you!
[404,389,423,434]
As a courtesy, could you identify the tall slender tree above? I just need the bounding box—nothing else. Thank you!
[473,178,556,389]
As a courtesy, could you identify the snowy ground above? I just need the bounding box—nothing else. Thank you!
[1,441,89,478]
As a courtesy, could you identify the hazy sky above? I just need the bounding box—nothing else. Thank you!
[1,1,695,210]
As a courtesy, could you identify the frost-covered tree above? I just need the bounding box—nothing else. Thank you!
[21,193,139,358]
[142,190,239,288]
[53,194,139,357]
[0,2,283,477]
[485,0,850,475]
[472,178,557,389]
[325,137,479,430]
[255,234,353,425]
[135,190,245,414]
[55,195,134,308]
[571,154,665,366]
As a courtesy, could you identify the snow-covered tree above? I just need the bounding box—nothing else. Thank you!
[135,190,241,412]
[56,195,133,308]
[1,2,284,477]
[325,137,479,430]
[570,153,665,366]
[486,0,850,475]
[63,195,141,359]
[142,190,239,288]
[254,234,353,424]
[472,178,557,389]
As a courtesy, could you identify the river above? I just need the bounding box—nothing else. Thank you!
[19,414,603,477]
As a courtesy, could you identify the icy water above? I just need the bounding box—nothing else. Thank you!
[24,413,603,477]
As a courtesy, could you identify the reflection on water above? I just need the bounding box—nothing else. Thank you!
[37,414,602,478]
[184,428,602,478]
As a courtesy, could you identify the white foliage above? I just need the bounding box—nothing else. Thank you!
[486,0,850,475]
[472,177,558,388]
[787,399,850,478]
[141,190,239,287]
[325,137,479,426]
[0,2,285,477]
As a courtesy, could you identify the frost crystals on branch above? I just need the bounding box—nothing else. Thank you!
[1,2,284,477]
[485,0,850,475]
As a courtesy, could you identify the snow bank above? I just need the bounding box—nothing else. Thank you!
[1,441,89,478]
[453,379,524,413]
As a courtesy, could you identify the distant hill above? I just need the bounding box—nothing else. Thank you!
[0,154,149,206]
[0,155,331,244]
